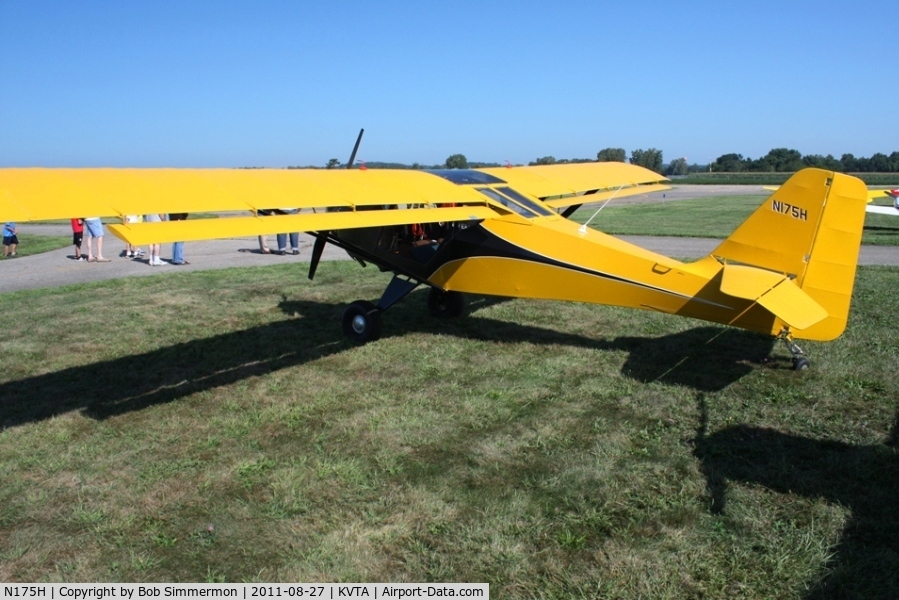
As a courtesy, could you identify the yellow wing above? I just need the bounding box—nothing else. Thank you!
[0,168,520,244]
[478,162,669,208]
[0,163,668,245]
[0,168,495,220]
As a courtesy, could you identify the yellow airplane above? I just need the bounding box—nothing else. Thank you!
[0,163,868,370]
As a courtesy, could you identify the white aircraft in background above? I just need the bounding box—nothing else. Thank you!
[864,188,899,216]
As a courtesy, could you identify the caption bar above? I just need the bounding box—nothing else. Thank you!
[2,585,488,600]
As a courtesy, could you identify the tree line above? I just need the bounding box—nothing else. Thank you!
[711,149,899,174]
[310,147,899,175]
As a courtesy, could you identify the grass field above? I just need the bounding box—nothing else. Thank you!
[1,235,70,258]
[570,196,899,245]
[0,261,897,597]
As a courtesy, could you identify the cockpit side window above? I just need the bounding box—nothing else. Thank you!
[477,188,537,217]
[495,187,554,216]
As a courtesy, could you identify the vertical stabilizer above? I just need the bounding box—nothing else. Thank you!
[712,169,867,340]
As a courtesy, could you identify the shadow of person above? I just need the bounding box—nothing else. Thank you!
[695,401,899,598]
[0,296,774,431]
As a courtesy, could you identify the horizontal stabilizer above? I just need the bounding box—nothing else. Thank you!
[720,263,827,330]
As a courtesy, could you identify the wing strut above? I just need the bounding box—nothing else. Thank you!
[309,127,365,280]
[308,234,328,280]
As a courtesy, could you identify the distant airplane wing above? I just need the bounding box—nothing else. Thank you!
[866,188,898,201]
[865,204,899,216]
[478,162,669,209]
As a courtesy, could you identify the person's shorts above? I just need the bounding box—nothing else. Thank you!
[2,235,18,246]
[84,219,104,237]
[73,232,83,246]
[144,214,162,223]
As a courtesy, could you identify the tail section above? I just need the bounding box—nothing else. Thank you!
[712,169,868,341]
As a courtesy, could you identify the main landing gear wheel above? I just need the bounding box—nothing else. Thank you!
[342,300,382,343]
[427,288,466,318]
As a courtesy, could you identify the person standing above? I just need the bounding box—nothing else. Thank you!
[276,232,300,255]
[256,209,273,253]
[83,217,110,262]
[275,209,300,255]
[169,213,189,265]
[143,213,168,266]
[122,215,144,258]
[71,218,85,261]
[3,221,18,257]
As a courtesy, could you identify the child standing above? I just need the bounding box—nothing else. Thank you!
[2,222,18,257]
[71,218,85,261]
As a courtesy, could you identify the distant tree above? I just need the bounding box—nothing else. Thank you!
[869,153,891,172]
[445,154,468,169]
[666,157,689,176]
[597,148,626,162]
[761,148,803,172]
[326,158,341,169]
[840,153,858,172]
[890,152,899,172]
[712,153,745,172]
[629,148,663,174]
[532,156,556,165]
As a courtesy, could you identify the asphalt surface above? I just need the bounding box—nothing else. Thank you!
[2,185,897,293]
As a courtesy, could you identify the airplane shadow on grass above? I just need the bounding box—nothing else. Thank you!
[0,295,774,431]
[695,399,899,599]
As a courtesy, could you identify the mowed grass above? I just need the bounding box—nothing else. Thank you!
[0,261,897,597]
[1,235,70,258]
[571,195,899,245]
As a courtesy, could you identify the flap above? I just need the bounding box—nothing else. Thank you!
[107,205,500,245]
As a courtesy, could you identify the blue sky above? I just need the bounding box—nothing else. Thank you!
[1,0,896,168]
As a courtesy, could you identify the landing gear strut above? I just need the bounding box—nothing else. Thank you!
[779,330,810,371]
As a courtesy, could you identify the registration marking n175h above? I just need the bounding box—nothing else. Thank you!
[772,199,808,221]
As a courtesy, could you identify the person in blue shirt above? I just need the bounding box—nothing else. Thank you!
[3,222,18,257]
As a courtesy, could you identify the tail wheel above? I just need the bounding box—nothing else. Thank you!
[427,288,466,318]
[342,300,382,343]
[792,357,811,371]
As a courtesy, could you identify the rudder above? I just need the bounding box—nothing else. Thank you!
[712,169,868,340]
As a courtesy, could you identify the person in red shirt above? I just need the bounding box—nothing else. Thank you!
[71,218,85,261]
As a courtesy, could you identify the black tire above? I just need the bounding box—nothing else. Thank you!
[342,300,382,343]
[792,357,810,371]
[427,288,466,318]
